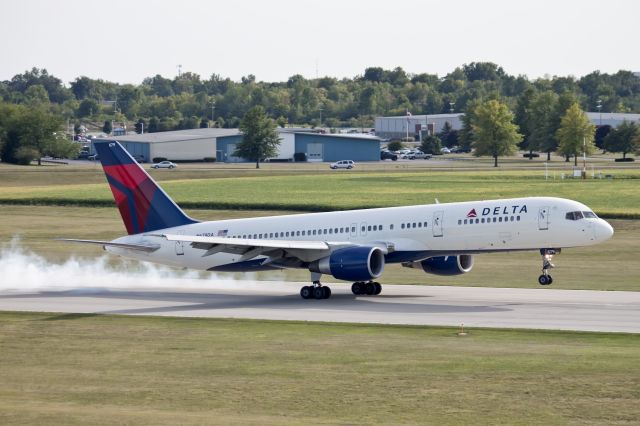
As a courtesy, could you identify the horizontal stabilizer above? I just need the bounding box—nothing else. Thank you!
[57,238,160,252]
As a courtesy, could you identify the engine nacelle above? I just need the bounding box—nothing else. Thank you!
[310,246,385,281]
[419,255,474,276]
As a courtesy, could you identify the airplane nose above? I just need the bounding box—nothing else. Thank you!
[599,220,614,240]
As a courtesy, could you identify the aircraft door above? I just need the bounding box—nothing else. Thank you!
[175,230,185,256]
[432,211,444,237]
[538,206,550,230]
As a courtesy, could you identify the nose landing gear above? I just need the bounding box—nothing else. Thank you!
[538,248,559,285]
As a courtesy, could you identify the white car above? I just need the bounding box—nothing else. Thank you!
[440,147,451,154]
[151,161,177,169]
[330,160,355,169]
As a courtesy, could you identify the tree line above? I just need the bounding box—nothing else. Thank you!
[1,64,639,165]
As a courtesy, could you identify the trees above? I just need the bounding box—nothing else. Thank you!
[556,103,596,166]
[421,134,442,155]
[387,140,404,152]
[0,103,69,165]
[527,91,559,160]
[470,100,522,167]
[234,106,281,168]
[604,121,639,159]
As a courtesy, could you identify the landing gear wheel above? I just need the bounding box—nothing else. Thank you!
[373,282,382,295]
[538,274,552,286]
[365,282,375,295]
[322,286,331,299]
[313,287,325,299]
[352,282,364,295]
[300,286,313,299]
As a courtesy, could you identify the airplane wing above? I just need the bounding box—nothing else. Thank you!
[58,239,161,253]
[160,233,378,264]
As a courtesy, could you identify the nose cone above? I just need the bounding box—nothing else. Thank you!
[598,220,614,241]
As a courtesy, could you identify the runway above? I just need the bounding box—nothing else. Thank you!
[1,280,639,333]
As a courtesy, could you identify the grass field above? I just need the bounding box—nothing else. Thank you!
[1,159,640,217]
[1,205,639,291]
[1,312,639,425]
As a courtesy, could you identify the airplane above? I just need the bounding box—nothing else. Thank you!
[63,141,614,300]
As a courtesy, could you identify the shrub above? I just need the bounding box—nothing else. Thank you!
[14,147,40,165]
[293,152,307,162]
[203,157,216,162]
[523,153,540,158]
[152,157,167,163]
[614,157,635,162]
[387,141,404,151]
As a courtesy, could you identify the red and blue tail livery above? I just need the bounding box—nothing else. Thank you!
[94,142,197,235]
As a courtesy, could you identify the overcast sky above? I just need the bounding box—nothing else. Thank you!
[1,0,638,85]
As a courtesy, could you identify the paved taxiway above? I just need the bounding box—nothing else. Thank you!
[1,280,639,333]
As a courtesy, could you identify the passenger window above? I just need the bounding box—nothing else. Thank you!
[390,224,394,230]
[423,222,428,227]
[401,224,405,229]
[418,222,422,228]
[458,220,462,225]
[380,225,384,231]
[368,225,372,231]
[464,219,467,225]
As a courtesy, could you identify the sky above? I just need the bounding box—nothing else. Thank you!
[1,0,638,86]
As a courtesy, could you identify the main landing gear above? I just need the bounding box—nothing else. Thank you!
[300,273,332,299]
[351,281,382,296]
[538,248,559,285]
[300,281,332,300]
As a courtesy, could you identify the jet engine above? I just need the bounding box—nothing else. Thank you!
[403,255,474,276]
[309,246,385,281]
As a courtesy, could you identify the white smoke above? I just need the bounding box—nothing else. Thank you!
[0,237,281,293]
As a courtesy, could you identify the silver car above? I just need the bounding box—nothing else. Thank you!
[329,160,355,169]
[151,161,177,169]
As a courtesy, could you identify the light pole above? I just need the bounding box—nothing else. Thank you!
[449,102,455,114]
[210,100,216,126]
[596,99,602,127]
[318,105,323,128]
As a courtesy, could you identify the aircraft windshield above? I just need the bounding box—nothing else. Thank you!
[565,211,598,220]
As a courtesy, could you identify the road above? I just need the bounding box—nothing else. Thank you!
[1,280,639,333]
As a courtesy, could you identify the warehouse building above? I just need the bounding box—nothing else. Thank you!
[93,128,381,163]
[375,113,464,140]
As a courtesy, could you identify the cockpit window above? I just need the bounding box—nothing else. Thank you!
[565,211,584,220]
[566,211,598,220]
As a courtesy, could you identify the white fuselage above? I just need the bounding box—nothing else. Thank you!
[107,197,613,272]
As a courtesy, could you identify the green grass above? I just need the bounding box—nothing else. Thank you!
[0,312,639,425]
[1,205,639,291]
[1,168,640,217]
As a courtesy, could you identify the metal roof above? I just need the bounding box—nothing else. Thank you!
[94,127,379,144]
[94,128,241,144]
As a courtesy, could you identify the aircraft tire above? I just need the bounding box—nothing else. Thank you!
[373,282,382,295]
[322,287,332,299]
[313,287,325,299]
[538,275,551,286]
[351,282,363,295]
[365,282,375,295]
[300,286,313,299]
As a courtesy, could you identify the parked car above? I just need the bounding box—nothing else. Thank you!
[405,150,430,160]
[88,153,99,161]
[440,147,451,154]
[133,155,146,163]
[151,160,177,169]
[330,160,355,169]
[380,150,398,161]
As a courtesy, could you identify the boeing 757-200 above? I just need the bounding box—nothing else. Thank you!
[63,141,614,299]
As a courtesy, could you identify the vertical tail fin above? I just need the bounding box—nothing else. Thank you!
[94,141,197,235]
